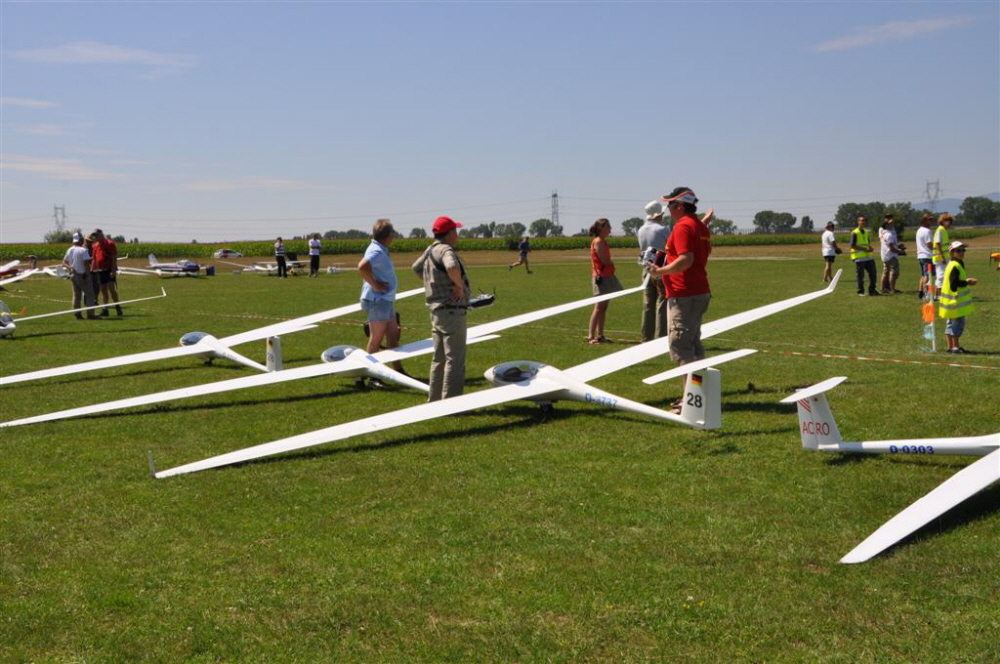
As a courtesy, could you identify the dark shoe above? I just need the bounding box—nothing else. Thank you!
[75,314,84,320]
[100,308,110,317]
[869,291,880,296]
[87,315,100,320]
[116,306,123,317]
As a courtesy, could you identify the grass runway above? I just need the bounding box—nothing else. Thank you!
[1,243,998,661]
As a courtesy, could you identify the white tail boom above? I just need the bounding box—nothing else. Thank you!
[782,378,1000,563]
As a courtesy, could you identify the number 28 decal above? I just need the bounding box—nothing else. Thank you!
[685,393,702,408]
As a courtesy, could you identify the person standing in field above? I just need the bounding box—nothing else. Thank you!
[308,233,322,277]
[931,213,953,295]
[878,214,901,294]
[358,219,407,377]
[646,187,712,414]
[412,216,470,401]
[587,218,623,344]
[637,200,670,342]
[915,213,934,299]
[274,237,288,278]
[62,233,99,319]
[850,215,878,296]
[820,221,841,283]
[90,229,123,316]
[938,241,978,354]
[508,236,532,273]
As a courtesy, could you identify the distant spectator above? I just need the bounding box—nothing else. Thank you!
[91,229,123,316]
[915,213,934,299]
[931,213,953,294]
[508,236,532,274]
[938,241,978,353]
[588,218,623,344]
[62,233,99,319]
[637,200,669,341]
[820,221,841,283]
[878,214,900,294]
[850,215,878,296]
[308,233,322,277]
[274,237,288,278]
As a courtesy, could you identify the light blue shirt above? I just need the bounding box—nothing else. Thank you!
[359,240,398,302]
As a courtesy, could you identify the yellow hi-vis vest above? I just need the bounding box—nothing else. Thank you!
[932,225,950,263]
[938,260,974,319]
[850,228,872,261]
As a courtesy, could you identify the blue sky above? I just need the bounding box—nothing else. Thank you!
[2,1,998,242]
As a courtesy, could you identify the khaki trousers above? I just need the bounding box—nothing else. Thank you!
[641,275,668,342]
[71,273,97,312]
[429,308,467,401]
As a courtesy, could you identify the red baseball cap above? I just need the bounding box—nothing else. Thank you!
[432,216,463,235]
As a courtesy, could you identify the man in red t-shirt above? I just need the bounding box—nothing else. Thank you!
[90,229,123,316]
[646,187,712,411]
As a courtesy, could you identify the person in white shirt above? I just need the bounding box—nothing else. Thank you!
[915,213,934,299]
[820,221,841,283]
[879,214,901,294]
[61,233,99,318]
[308,234,322,277]
[636,200,670,341]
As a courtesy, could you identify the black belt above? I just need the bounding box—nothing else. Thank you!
[438,304,469,310]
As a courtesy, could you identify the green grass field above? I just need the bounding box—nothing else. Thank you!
[1,244,998,662]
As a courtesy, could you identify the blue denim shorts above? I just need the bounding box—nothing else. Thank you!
[945,316,965,337]
[361,298,395,323]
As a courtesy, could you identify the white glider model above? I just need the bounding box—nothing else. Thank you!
[1,281,649,426]
[118,254,203,278]
[150,272,840,478]
[236,259,311,276]
[0,288,168,338]
[0,287,425,386]
[783,377,999,563]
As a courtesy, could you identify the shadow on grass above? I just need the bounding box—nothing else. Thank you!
[224,403,574,471]
[864,483,999,561]
[5,325,160,341]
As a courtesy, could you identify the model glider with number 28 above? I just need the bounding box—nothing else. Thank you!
[151,271,841,478]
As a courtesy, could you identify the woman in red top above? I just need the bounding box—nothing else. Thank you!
[588,218,623,344]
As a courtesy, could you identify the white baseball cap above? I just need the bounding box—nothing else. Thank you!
[644,200,664,220]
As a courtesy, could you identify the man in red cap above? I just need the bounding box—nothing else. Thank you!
[411,216,471,400]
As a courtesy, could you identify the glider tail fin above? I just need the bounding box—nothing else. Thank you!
[678,368,722,430]
[780,377,848,450]
[266,336,283,372]
[148,253,159,266]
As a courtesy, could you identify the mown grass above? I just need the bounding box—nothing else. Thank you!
[1,244,998,662]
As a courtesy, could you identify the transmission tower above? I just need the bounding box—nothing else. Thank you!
[550,190,559,227]
[52,205,67,232]
[924,181,941,213]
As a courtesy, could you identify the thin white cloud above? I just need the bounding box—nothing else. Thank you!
[12,41,197,77]
[813,16,973,52]
[187,177,306,192]
[18,124,68,137]
[1,97,57,108]
[1,155,121,181]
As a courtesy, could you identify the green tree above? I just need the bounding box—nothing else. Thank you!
[43,227,82,243]
[708,217,737,235]
[621,217,643,236]
[958,196,1000,225]
[493,222,526,238]
[409,227,427,239]
[752,210,796,233]
[799,215,814,232]
[834,202,888,228]
[529,218,563,237]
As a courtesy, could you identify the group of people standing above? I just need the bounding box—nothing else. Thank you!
[357,215,470,402]
[62,230,123,319]
[585,187,713,413]
[824,211,979,352]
